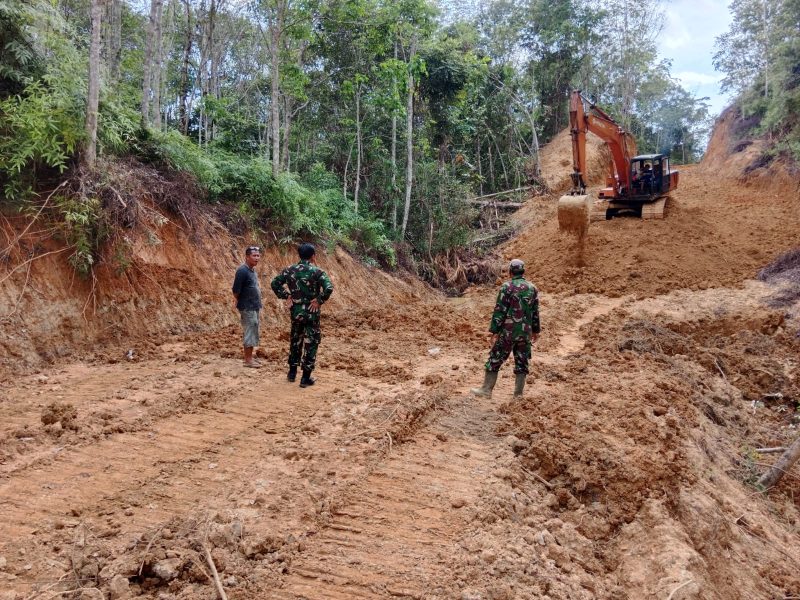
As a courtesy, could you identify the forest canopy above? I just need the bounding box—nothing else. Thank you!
[1,0,712,272]
[714,0,800,161]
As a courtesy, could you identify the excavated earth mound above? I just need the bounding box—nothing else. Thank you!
[504,164,800,297]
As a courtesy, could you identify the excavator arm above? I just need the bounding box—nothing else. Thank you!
[568,90,637,199]
[559,90,637,238]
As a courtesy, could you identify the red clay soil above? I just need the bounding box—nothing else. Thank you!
[0,121,799,600]
[504,164,800,297]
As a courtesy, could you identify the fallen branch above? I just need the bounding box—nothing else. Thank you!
[467,185,533,202]
[520,466,555,489]
[754,447,786,454]
[468,200,526,208]
[667,579,694,600]
[203,545,229,600]
[757,435,800,490]
[138,525,165,576]
[713,358,727,380]
[345,402,402,441]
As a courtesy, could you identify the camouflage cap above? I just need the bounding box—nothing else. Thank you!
[509,258,525,273]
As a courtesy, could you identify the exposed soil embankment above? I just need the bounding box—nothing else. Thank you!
[0,205,433,371]
[701,105,800,192]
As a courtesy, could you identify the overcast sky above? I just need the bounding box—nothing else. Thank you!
[658,0,734,117]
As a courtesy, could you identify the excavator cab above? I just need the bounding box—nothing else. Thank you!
[630,155,672,199]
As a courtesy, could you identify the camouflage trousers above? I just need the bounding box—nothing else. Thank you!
[485,335,531,374]
[289,314,322,371]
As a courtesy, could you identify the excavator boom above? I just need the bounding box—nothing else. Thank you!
[557,90,676,236]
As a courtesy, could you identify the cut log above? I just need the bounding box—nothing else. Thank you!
[757,435,800,490]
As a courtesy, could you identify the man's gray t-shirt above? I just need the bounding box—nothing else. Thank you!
[232,264,262,310]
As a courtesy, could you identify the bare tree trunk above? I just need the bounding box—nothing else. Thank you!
[757,435,800,490]
[178,0,193,135]
[488,143,494,190]
[198,0,205,146]
[204,0,215,143]
[102,0,121,82]
[282,96,293,171]
[391,39,398,231]
[477,139,483,196]
[763,0,770,97]
[85,0,103,167]
[343,138,354,199]
[400,37,417,239]
[151,0,166,129]
[354,82,362,214]
[141,0,163,126]
[269,0,285,176]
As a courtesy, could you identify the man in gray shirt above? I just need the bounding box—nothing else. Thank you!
[232,246,263,368]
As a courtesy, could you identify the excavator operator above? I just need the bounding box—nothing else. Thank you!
[639,162,653,193]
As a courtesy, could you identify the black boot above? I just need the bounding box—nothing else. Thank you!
[287,365,297,382]
[299,369,315,388]
[470,370,498,399]
[513,373,526,398]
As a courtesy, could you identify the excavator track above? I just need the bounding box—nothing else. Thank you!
[589,197,668,221]
[640,196,667,219]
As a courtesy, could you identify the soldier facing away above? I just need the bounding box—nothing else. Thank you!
[271,243,334,387]
[472,258,540,399]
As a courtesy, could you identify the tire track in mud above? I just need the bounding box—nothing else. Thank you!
[274,398,502,599]
[1,294,618,597]
[271,295,626,599]
[0,371,327,543]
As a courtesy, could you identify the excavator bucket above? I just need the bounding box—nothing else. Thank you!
[558,194,591,238]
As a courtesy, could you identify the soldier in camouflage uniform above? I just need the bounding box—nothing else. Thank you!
[471,258,540,399]
[271,243,334,387]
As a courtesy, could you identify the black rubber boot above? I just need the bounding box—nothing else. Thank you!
[513,373,526,398]
[470,370,498,399]
[299,369,315,388]
[287,365,297,382]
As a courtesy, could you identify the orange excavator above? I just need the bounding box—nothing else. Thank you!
[557,90,679,237]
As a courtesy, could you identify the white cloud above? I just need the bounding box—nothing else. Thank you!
[662,10,692,50]
[675,71,723,85]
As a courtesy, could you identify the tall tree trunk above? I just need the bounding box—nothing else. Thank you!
[151,0,166,129]
[85,0,103,167]
[204,0,215,143]
[391,39,398,230]
[141,0,162,126]
[476,139,483,196]
[198,0,205,146]
[178,0,193,135]
[102,0,121,82]
[763,0,770,97]
[354,82,362,214]
[269,0,285,176]
[400,37,417,239]
[343,139,354,199]
[488,143,494,190]
[282,96,293,171]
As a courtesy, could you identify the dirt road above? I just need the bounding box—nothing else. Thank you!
[1,164,799,599]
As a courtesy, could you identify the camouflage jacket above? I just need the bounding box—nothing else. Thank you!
[489,276,540,340]
[271,260,334,320]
